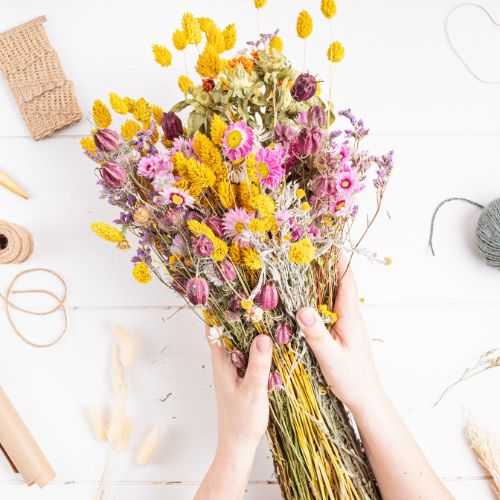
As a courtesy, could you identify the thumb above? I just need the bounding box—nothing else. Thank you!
[296,307,340,377]
[243,335,273,391]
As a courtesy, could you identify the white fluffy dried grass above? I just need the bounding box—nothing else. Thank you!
[113,324,138,368]
[87,408,108,442]
[465,417,500,498]
[136,425,160,467]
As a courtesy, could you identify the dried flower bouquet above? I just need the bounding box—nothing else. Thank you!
[82,4,393,498]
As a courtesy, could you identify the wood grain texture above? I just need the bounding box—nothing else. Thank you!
[0,0,499,499]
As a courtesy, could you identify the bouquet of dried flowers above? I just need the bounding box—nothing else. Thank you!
[82,3,393,498]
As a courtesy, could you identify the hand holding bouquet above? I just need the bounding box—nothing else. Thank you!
[82,8,393,498]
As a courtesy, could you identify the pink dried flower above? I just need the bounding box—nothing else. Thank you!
[159,209,184,228]
[336,166,364,195]
[218,259,237,282]
[186,277,209,305]
[275,324,292,345]
[230,350,247,370]
[276,209,290,224]
[311,175,337,197]
[254,282,279,311]
[222,208,254,247]
[255,145,287,189]
[204,215,225,238]
[138,156,161,179]
[245,306,264,323]
[298,126,323,154]
[100,163,126,189]
[290,73,317,102]
[268,371,283,390]
[193,235,214,257]
[222,121,254,161]
[94,128,119,152]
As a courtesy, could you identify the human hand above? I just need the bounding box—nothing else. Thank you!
[207,327,273,455]
[296,257,383,414]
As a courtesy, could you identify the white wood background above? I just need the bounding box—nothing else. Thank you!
[1,0,499,498]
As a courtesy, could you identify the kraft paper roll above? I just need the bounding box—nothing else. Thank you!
[0,387,55,488]
[0,221,34,264]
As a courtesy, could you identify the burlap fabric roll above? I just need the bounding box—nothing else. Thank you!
[0,16,82,140]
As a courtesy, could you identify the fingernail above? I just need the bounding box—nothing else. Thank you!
[256,335,272,353]
[298,308,315,327]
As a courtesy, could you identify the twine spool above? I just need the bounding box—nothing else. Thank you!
[429,197,500,270]
[0,221,34,264]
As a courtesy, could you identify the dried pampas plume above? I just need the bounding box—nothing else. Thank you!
[465,417,500,498]
[136,425,160,467]
[113,324,138,368]
[87,408,108,442]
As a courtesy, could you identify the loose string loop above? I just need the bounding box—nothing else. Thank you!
[0,268,68,348]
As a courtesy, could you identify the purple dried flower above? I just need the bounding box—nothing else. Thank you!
[290,73,317,102]
[230,350,247,370]
[218,259,237,282]
[204,215,225,238]
[311,175,337,197]
[193,235,214,257]
[186,277,209,305]
[228,294,243,312]
[100,162,126,189]
[273,124,297,145]
[308,106,326,128]
[161,111,183,140]
[268,371,283,390]
[298,126,323,154]
[275,324,292,345]
[159,209,184,229]
[171,275,188,295]
[94,128,119,152]
[254,282,279,311]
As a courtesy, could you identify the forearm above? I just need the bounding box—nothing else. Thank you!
[194,443,257,500]
[352,387,453,500]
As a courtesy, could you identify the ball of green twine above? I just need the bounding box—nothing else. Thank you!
[476,198,500,270]
[429,197,500,270]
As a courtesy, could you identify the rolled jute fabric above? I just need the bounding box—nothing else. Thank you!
[0,221,34,264]
[0,387,55,488]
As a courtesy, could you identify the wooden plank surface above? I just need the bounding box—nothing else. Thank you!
[0,0,499,498]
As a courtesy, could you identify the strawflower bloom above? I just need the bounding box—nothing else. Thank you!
[222,208,254,247]
[255,145,286,189]
[222,121,254,161]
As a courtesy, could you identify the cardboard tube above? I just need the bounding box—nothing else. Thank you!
[0,387,55,488]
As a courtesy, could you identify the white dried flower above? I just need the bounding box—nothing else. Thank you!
[87,408,108,442]
[113,325,138,368]
[136,425,160,467]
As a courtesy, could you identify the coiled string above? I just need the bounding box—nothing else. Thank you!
[0,268,68,348]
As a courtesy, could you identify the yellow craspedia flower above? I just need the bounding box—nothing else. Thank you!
[178,75,194,94]
[132,262,152,284]
[152,44,172,67]
[296,188,306,199]
[296,11,313,39]
[254,0,267,8]
[269,35,283,53]
[183,12,203,45]
[289,237,316,265]
[92,99,112,128]
[211,237,228,261]
[121,119,141,141]
[321,0,337,19]
[196,44,222,77]
[91,222,123,243]
[300,202,311,212]
[242,247,262,270]
[109,92,128,114]
[80,136,96,153]
[210,114,227,146]
[327,41,345,63]
[223,24,237,51]
[187,219,216,240]
[172,29,188,51]
[151,104,163,125]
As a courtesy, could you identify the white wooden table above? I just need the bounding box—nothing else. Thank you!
[1,1,499,498]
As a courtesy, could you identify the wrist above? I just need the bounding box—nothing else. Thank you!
[216,437,259,465]
[348,379,389,418]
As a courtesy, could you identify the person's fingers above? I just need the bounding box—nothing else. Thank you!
[335,253,360,320]
[296,307,341,377]
[242,335,273,391]
[204,325,234,381]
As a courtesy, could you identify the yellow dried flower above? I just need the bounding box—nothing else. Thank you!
[211,237,228,261]
[121,119,142,141]
[242,247,262,270]
[172,29,188,51]
[92,99,112,128]
[296,11,313,39]
[289,237,315,265]
[133,98,151,123]
[238,181,261,210]
[152,44,172,67]
[210,114,227,146]
[321,0,337,19]
[203,308,222,327]
[124,97,136,113]
[223,24,237,51]
[91,222,123,243]
[249,194,275,217]
[207,30,226,54]
[217,181,236,209]
[151,104,163,125]
[193,133,223,175]
[187,220,216,240]
[384,256,393,265]
[269,36,283,53]
[327,41,345,63]
[229,243,243,264]
[132,262,152,284]
[178,75,194,94]
[254,0,267,8]
[80,136,96,153]
[168,253,181,271]
[241,299,253,310]
[182,12,203,45]
[109,92,129,114]
[196,44,222,77]
[187,159,216,196]
[296,188,306,199]
[301,202,311,212]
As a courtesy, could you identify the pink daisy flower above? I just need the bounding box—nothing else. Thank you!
[332,196,352,217]
[137,154,170,179]
[156,187,194,208]
[152,170,175,193]
[336,166,364,195]
[255,145,287,189]
[222,208,254,247]
[171,137,195,159]
[222,121,254,162]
